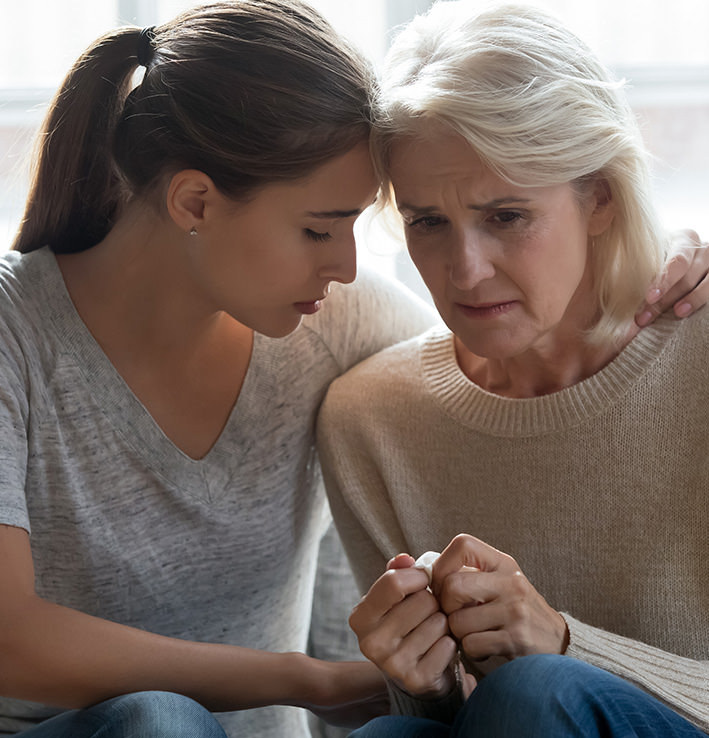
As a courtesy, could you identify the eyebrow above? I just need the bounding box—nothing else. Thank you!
[398,197,532,214]
[306,208,364,219]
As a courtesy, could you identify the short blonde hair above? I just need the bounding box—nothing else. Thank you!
[374,1,666,345]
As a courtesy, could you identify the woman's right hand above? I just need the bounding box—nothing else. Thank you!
[349,554,458,699]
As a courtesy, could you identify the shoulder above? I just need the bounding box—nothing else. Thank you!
[684,304,709,342]
[0,248,51,319]
[659,307,709,365]
[319,326,446,426]
[0,250,40,342]
[301,266,438,373]
[0,249,64,389]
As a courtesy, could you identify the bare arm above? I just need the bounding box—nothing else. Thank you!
[0,524,385,723]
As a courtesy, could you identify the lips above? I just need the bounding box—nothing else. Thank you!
[456,300,517,319]
[294,293,329,315]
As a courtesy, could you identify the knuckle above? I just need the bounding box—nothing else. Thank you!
[428,610,449,632]
[507,596,529,622]
[669,251,692,270]
[451,532,474,546]
[384,652,416,685]
[380,569,410,601]
[358,633,388,663]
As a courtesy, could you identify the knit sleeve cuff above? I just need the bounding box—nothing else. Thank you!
[385,673,465,725]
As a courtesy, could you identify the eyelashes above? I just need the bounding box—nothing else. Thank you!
[304,228,332,243]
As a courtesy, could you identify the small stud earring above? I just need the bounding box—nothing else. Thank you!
[189,226,198,236]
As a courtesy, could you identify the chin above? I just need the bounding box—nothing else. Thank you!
[258,317,303,339]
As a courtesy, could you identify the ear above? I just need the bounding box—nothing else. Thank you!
[587,177,615,237]
[165,170,215,233]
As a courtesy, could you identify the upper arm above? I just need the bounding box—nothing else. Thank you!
[320,269,438,372]
[0,524,35,606]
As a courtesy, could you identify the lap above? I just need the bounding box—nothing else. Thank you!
[349,656,705,738]
[455,655,705,737]
[14,691,227,738]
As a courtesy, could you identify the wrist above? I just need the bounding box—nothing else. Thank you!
[279,652,325,706]
[307,659,387,707]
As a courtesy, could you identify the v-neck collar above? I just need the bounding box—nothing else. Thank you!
[37,249,269,501]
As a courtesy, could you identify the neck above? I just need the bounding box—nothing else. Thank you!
[455,324,638,398]
[56,206,246,356]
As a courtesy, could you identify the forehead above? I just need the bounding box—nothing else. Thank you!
[388,125,581,213]
[388,126,503,204]
[251,141,377,213]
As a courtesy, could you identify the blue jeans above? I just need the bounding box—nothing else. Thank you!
[350,655,707,738]
[14,691,227,737]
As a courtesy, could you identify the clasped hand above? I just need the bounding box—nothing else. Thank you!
[349,534,568,700]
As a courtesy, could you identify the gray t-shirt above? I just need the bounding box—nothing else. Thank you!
[0,247,436,737]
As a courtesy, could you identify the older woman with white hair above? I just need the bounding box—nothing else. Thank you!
[317,2,709,736]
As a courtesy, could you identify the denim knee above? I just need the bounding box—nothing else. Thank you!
[452,655,704,738]
[16,691,227,738]
[90,691,227,738]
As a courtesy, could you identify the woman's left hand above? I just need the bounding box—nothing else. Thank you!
[430,534,568,663]
[636,230,709,326]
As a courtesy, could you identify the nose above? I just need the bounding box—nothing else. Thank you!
[318,227,358,285]
[449,227,495,291]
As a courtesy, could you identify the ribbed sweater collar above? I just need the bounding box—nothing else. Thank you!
[421,316,679,437]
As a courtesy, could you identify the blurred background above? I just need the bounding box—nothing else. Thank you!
[1,0,707,293]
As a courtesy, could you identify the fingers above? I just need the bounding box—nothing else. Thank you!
[430,533,517,602]
[636,230,709,326]
[440,567,569,660]
[426,535,568,661]
[350,566,458,698]
[349,566,432,639]
[374,612,459,697]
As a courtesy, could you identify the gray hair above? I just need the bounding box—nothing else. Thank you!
[374,1,666,344]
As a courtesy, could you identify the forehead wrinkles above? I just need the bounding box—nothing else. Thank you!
[391,143,502,213]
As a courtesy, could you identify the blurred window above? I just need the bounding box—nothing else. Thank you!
[1,0,707,290]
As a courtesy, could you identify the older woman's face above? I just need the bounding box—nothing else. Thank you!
[389,126,605,361]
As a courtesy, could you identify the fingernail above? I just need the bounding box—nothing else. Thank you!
[636,310,653,326]
[646,288,662,304]
[675,302,692,317]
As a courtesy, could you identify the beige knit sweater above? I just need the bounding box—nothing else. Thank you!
[317,309,709,732]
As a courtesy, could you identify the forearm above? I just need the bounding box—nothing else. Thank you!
[0,593,331,713]
[563,613,709,732]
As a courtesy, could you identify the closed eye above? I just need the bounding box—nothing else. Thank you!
[304,228,333,243]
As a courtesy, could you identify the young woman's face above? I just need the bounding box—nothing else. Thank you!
[388,127,602,361]
[189,141,378,337]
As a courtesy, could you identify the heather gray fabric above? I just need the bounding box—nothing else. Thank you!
[0,247,437,737]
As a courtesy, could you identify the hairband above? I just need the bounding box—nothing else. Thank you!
[137,26,156,68]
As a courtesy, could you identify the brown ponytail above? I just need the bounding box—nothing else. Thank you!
[13,0,376,254]
[13,29,141,253]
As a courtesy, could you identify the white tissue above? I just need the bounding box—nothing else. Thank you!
[414,551,441,584]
